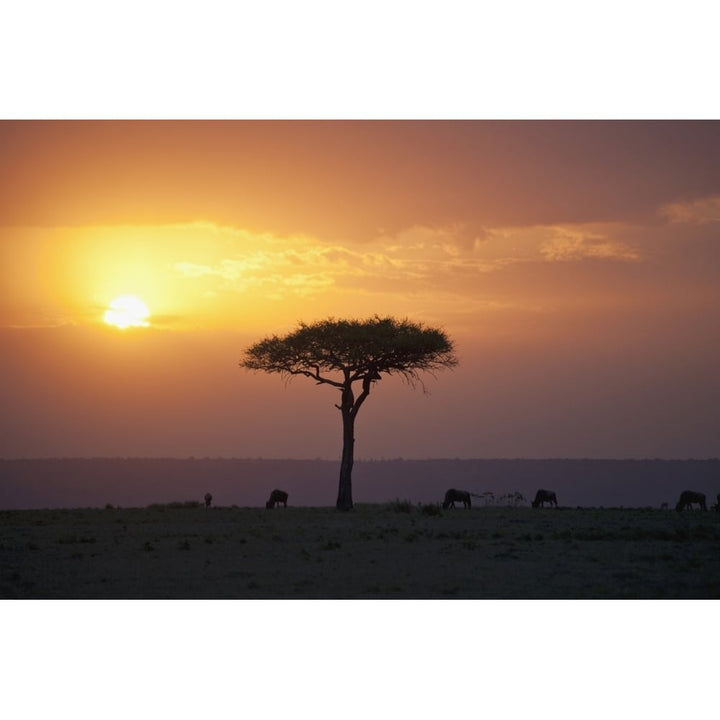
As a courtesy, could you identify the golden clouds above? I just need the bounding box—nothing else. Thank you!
[659,194,720,225]
[1,217,652,332]
[539,227,641,262]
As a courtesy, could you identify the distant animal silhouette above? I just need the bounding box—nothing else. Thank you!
[204,492,212,508]
[675,490,707,512]
[266,489,288,509]
[713,493,720,512]
[532,489,558,508]
[660,502,668,510]
[442,488,472,509]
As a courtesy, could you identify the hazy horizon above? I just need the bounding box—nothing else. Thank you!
[3,453,719,460]
[3,457,719,510]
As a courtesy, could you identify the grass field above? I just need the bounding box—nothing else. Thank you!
[2,502,720,598]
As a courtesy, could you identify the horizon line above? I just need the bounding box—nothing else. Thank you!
[2,456,719,463]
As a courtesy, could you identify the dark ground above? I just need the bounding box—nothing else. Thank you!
[2,503,720,598]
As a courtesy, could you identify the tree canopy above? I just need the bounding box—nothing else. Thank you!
[241,316,457,387]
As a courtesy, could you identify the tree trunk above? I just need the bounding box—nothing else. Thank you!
[336,408,354,510]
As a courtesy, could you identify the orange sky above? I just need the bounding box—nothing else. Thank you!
[2,120,719,459]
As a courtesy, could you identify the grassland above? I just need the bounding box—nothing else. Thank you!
[2,502,720,598]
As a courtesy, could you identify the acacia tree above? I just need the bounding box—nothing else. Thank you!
[240,316,458,510]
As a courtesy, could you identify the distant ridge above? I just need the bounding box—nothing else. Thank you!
[1,458,719,510]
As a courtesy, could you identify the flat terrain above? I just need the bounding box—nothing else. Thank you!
[2,503,720,598]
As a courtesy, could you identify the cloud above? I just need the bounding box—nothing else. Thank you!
[175,262,214,278]
[165,219,646,326]
[540,227,641,262]
[659,195,720,225]
[175,258,266,282]
[156,222,644,314]
[174,242,338,299]
[374,222,642,267]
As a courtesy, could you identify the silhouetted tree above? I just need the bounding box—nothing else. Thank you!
[240,316,458,510]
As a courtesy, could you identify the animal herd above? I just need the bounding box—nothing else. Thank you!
[202,488,720,511]
[440,488,720,512]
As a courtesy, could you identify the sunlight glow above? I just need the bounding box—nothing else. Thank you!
[104,296,150,329]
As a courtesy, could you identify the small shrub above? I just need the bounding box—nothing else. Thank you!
[388,498,413,514]
[419,503,442,517]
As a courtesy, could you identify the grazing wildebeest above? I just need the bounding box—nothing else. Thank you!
[204,492,212,508]
[442,489,472,509]
[531,489,558,508]
[266,489,288,509]
[675,490,707,512]
[660,502,668,510]
[713,493,720,512]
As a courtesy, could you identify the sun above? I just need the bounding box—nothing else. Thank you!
[104,295,151,329]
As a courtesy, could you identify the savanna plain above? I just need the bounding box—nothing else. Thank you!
[2,501,720,599]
